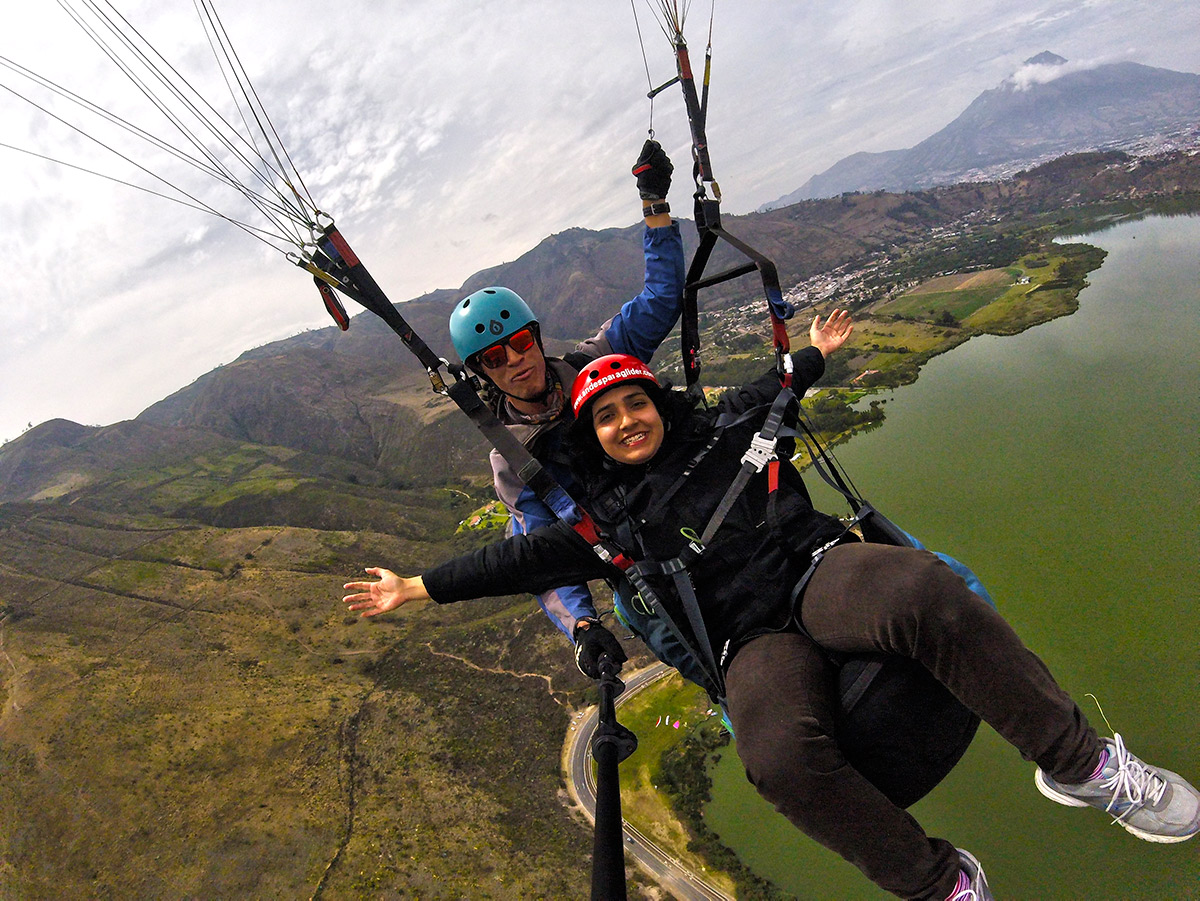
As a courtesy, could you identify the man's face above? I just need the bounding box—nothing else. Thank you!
[478,327,548,404]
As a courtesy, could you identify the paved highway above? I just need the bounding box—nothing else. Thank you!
[563,662,733,901]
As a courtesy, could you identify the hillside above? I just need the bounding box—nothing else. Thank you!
[0,498,626,898]
[766,55,1200,206]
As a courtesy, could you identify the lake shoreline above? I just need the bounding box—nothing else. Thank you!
[628,213,1200,901]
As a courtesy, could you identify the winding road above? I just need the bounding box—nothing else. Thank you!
[562,662,733,901]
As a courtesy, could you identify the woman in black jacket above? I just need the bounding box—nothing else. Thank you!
[343,311,1198,901]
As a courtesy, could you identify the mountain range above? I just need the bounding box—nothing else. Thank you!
[763,52,1200,208]
[4,148,1200,508]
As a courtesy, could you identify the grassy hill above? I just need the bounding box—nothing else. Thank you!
[0,494,648,898]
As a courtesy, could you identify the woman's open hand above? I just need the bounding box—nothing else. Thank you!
[342,567,429,617]
[810,308,854,358]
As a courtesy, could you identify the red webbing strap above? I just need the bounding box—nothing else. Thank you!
[315,279,350,331]
[771,314,793,388]
[313,224,446,384]
[768,459,780,493]
[696,386,795,547]
[324,229,360,266]
[572,514,634,572]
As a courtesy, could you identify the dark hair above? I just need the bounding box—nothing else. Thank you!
[567,378,703,491]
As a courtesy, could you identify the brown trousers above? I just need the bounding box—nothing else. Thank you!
[724,543,1100,900]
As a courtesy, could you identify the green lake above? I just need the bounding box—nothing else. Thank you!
[703,214,1200,899]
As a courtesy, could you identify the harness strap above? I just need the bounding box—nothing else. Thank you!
[840,659,886,714]
[444,378,566,509]
[669,566,727,695]
[698,386,796,546]
[620,566,725,702]
[314,278,350,331]
[681,223,795,390]
[628,553,727,700]
[793,410,865,513]
[571,514,636,572]
[312,224,448,392]
[640,431,723,521]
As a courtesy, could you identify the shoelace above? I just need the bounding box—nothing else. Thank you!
[948,860,986,901]
[1101,732,1169,823]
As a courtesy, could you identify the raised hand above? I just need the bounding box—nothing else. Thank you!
[810,308,854,358]
[632,138,673,201]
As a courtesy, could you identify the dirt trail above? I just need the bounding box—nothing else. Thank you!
[0,627,22,727]
[423,642,567,706]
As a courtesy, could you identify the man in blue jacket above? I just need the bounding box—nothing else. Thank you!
[448,139,715,692]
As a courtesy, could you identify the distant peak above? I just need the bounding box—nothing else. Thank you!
[1024,51,1068,67]
[1008,52,1080,91]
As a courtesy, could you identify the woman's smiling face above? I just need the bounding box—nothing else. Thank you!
[590,384,665,465]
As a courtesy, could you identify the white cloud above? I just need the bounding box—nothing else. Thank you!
[2,0,1199,444]
[1009,56,1105,91]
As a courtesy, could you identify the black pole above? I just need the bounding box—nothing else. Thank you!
[590,655,637,901]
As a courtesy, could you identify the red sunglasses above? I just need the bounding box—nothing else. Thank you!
[477,326,538,370]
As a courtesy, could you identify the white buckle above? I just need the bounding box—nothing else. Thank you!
[740,433,777,472]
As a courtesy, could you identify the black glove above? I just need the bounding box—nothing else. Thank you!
[632,139,673,201]
[573,617,627,679]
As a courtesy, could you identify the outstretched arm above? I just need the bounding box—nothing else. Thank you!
[342,521,609,618]
[343,567,429,617]
[810,308,854,358]
[576,139,685,364]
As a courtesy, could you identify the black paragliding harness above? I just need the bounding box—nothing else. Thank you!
[308,13,985,894]
[619,17,987,810]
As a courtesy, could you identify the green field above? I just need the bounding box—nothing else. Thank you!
[870,249,1105,339]
[881,285,1010,320]
[609,671,733,889]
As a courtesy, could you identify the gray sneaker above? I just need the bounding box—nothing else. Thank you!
[1035,733,1200,843]
[949,849,994,901]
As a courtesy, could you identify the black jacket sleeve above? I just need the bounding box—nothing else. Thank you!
[422,519,616,604]
[717,345,826,417]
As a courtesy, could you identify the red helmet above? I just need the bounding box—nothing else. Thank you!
[571,354,659,418]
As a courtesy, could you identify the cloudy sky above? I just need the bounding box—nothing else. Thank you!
[2,0,1198,445]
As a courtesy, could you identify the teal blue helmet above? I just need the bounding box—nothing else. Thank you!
[449,287,538,363]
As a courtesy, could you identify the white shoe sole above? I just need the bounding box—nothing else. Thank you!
[1035,769,1200,844]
